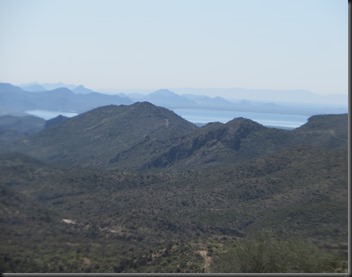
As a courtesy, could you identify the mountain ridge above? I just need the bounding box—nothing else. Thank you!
[4,102,347,171]
[0,83,133,114]
[0,101,348,273]
[1,82,347,119]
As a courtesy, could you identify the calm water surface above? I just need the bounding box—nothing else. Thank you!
[26,110,78,120]
[26,108,309,129]
[173,108,309,129]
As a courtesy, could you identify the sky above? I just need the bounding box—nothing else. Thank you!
[0,0,348,96]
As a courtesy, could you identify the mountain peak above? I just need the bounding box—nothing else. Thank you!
[132,101,156,108]
[50,87,73,94]
[12,103,198,167]
[142,89,196,108]
[73,85,95,94]
[226,117,264,129]
[45,87,76,98]
[0,82,25,92]
[151,89,177,96]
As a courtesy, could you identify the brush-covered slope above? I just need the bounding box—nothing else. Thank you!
[0,146,347,244]
[291,114,348,150]
[109,117,291,170]
[9,102,198,167]
[8,104,348,171]
[136,113,347,170]
[108,113,347,170]
[0,142,347,272]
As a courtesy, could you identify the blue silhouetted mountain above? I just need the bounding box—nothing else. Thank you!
[182,94,234,109]
[21,83,47,92]
[73,85,96,94]
[41,82,77,90]
[141,89,196,108]
[1,82,348,119]
[0,83,36,113]
[0,82,133,114]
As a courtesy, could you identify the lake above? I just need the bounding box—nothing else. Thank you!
[25,108,309,129]
[173,108,309,129]
[25,110,78,120]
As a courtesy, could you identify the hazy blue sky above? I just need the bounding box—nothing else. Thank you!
[0,0,348,95]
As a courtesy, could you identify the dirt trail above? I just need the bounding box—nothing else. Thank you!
[328,130,347,142]
[197,250,211,272]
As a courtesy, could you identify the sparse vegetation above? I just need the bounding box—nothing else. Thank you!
[211,232,345,273]
[0,106,348,273]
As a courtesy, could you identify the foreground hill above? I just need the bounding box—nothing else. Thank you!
[0,143,347,272]
[8,102,198,167]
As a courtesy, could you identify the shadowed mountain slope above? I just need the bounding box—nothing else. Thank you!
[109,113,349,170]
[130,118,290,170]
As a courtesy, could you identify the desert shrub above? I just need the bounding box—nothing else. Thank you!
[212,232,341,273]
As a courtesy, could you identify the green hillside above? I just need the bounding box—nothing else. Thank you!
[0,104,348,273]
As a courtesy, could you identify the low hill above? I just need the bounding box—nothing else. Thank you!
[0,115,45,148]
[291,114,348,150]
[44,115,69,129]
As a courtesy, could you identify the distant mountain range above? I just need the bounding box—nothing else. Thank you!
[0,82,347,119]
[171,88,348,107]
[0,83,132,114]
